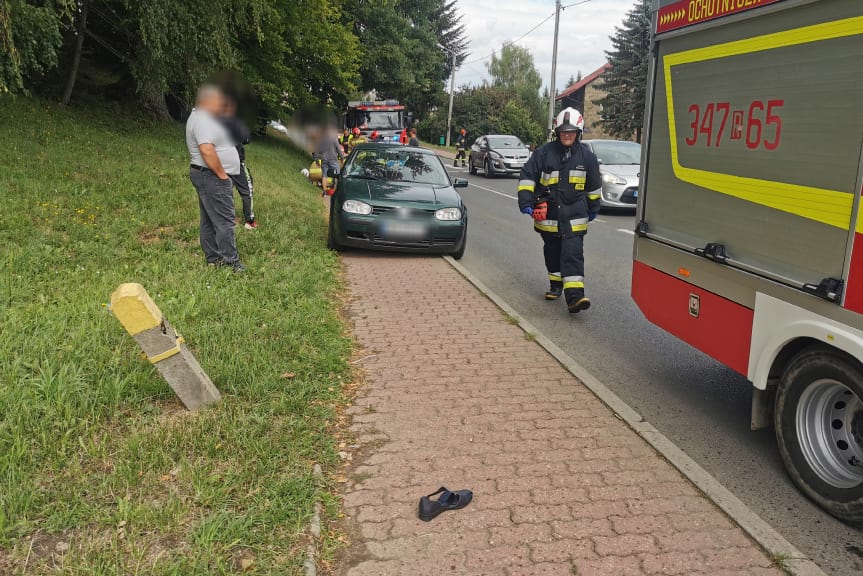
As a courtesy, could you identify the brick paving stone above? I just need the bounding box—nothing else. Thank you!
[337,255,781,576]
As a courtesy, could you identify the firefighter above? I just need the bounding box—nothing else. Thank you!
[454,128,467,167]
[339,128,351,154]
[348,127,366,151]
[517,108,602,313]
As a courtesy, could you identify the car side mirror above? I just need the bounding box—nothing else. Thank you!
[453,178,468,188]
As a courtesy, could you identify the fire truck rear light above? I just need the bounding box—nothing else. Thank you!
[678,267,691,277]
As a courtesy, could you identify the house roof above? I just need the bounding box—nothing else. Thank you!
[555,63,612,101]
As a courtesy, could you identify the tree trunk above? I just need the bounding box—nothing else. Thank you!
[140,79,171,121]
[62,0,88,106]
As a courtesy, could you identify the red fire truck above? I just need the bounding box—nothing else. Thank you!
[633,0,863,523]
[342,100,407,143]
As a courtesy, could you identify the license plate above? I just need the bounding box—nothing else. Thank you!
[380,221,426,241]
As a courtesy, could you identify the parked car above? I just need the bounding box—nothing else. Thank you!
[582,140,641,209]
[468,134,531,177]
[327,143,468,258]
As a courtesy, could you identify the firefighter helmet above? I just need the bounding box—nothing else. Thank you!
[554,107,584,134]
[352,127,360,136]
[460,128,466,135]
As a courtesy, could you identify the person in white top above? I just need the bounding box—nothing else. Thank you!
[185,85,245,272]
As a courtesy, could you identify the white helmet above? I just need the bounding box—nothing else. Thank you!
[554,107,584,134]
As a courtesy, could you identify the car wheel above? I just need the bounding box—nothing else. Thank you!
[775,346,863,525]
[469,157,477,175]
[326,208,343,252]
[484,158,493,178]
[451,229,467,260]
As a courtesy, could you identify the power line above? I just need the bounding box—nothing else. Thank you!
[461,11,556,66]
[458,0,598,68]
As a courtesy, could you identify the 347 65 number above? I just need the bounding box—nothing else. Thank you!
[684,100,784,150]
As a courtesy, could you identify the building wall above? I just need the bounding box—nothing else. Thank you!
[582,83,616,140]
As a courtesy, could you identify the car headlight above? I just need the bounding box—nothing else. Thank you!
[435,207,462,221]
[601,172,627,186]
[488,150,502,159]
[342,199,372,215]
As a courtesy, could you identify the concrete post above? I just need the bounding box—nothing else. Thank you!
[111,283,221,411]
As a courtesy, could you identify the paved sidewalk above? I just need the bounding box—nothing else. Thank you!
[338,254,781,576]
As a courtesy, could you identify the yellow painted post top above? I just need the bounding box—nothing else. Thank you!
[111,283,164,336]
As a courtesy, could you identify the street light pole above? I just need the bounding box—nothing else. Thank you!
[547,0,562,140]
[445,50,456,148]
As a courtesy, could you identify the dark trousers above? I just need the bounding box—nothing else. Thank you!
[454,148,466,165]
[541,232,585,302]
[190,168,239,264]
[229,162,255,223]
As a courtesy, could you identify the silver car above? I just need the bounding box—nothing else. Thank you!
[582,140,641,209]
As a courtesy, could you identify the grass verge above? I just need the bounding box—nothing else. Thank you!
[0,96,351,575]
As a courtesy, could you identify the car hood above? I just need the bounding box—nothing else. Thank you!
[490,146,530,158]
[600,164,641,179]
[342,179,460,205]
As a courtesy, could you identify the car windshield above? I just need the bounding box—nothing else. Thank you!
[487,136,525,149]
[345,149,450,186]
[589,141,641,165]
[363,111,402,130]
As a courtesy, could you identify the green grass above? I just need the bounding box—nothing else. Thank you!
[0,97,351,574]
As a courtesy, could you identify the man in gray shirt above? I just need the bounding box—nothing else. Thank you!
[315,126,344,196]
[186,84,245,272]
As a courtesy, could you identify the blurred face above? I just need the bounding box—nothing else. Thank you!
[199,91,224,115]
[558,130,578,147]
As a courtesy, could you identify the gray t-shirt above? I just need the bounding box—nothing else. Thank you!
[186,108,241,175]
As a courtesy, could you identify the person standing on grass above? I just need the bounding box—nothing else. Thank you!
[408,128,419,147]
[186,84,246,273]
[221,97,258,230]
[315,126,344,197]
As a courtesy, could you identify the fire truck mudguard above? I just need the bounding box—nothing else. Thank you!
[634,0,863,524]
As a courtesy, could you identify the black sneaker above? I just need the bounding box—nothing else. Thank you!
[207,259,226,268]
[231,261,247,273]
[545,285,563,301]
[567,297,591,314]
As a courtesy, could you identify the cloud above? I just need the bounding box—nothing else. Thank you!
[453,0,637,93]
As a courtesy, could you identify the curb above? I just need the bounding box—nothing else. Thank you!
[442,255,827,576]
[304,463,324,576]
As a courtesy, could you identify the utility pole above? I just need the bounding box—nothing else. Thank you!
[446,51,456,147]
[547,0,562,140]
[437,43,457,147]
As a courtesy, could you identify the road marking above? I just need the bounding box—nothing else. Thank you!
[464,181,519,200]
[594,218,607,223]
[617,228,635,235]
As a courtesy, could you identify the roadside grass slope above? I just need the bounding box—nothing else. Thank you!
[0,97,350,575]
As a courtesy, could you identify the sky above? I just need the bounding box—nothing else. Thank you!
[452,0,637,94]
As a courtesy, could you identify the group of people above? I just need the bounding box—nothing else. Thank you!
[185,82,602,313]
[185,84,257,274]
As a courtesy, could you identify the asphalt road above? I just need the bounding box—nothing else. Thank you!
[444,164,863,576]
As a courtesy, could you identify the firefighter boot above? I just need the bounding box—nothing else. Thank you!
[546,283,563,301]
[568,297,591,314]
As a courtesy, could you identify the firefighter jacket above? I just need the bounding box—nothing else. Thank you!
[454,134,466,150]
[517,140,602,236]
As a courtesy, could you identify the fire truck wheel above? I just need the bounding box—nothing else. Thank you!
[775,346,863,526]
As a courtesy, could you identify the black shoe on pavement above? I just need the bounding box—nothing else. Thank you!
[545,285,563,301]
[567,297,591,314]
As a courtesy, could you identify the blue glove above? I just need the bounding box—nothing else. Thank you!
[521,206,534,216]
[588,212,598,222]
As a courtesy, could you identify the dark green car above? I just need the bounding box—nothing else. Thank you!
[327,143,469,259]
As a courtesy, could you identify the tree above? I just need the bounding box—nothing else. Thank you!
[0,0,73,94]
[593,0,650,142]
[486,42,544,127]
[343,0,467,116]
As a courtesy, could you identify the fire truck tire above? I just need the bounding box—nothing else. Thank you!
[775,346,863,526]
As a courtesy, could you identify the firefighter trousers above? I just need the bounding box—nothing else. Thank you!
[542,232,585,302]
